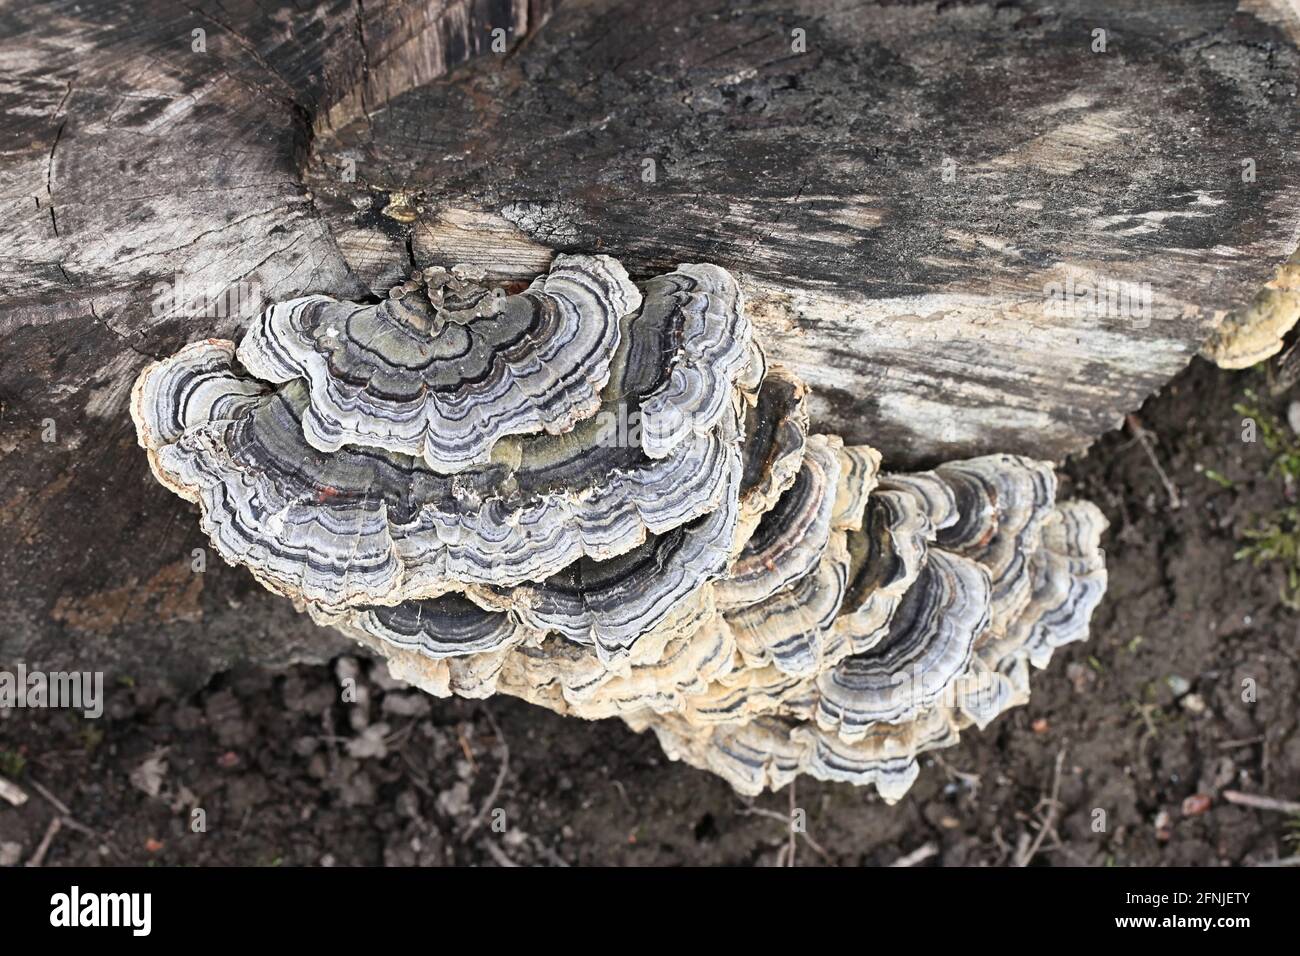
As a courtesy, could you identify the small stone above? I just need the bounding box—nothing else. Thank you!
[1180,693,1207,715]
[1154,808,1173,841]
[1181,793,1212,817]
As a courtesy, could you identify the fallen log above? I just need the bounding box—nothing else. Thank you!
[1,0,1297,687]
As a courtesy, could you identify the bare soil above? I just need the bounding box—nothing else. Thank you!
[2,357,1298,867]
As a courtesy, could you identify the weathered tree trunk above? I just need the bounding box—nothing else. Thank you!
[2,0,1298,689]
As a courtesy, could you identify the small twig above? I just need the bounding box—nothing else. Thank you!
[461,706,509,843]
[399,752,435,797]
[610,779,635,814]
[26,817,62,867]
[482,840,520,868]
[1222,790,1300,814]
[25,778,70,815]
[1217,736,1266,750]
[0,776,28,807]
[1016,748,1067,867]
[25,777,120,859]
[795,827,832,863]
[1256,855,1300,867]
[1125,414,1181,508]
[736,800,833,863]
[738,805,789,824]
[382,719,417,750]
[456,726,479,774]
[890,842,939,867]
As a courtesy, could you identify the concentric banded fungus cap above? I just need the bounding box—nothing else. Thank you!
[813,549,992,740]
[480,458,743,661]
[340,615,525,701]
[724,533,851,677]
[794,705,960,801]
[236,254,640,473]
[1008,500,1108,668]
[735,367,809,542]
[135,371,408,610]
[717,434,842,610]
[499,606,736,720]
[634,264,752,458]
[392,278,751,589]
[637,701,961,803]
[932,456,1057,628]
[833,445,882,532]
[131,253,1110,805]
[128,257,756,606]
[130,339,271,446]
[829,486,936,654]
[628,713,807,797]
[130,340,271,494]
[309,593,538,660]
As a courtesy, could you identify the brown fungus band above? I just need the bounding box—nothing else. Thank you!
[132,256,1107,802]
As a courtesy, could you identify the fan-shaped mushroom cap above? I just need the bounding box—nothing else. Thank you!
[676,659,808,726]
[832,445,882,532]
[625,459,1107,803]
[718,434,842,609]
[876,472,959,532]
[236,255,640,473]
[480,457,741,660]
[634,264,752,458]
[499,606,736,720]
[131,339,271,459]
[793,706,960,801]
[343,622,520,700]
[735,366,809,544]
[131,254,1110,803]
[309,592,539,660]
[933,455,1057,630]
[724,533,850,677]
[830,488,936,655]
[128,270,753,606]
[633,702,962,803]
[626,713,807,796]
[141,381,410,610]
[813,550,992,740]
[1006,499,1108,669]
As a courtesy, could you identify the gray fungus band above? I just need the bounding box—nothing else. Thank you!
[131,254,1107,802]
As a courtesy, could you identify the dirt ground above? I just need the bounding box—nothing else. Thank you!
[2,355,1298,867]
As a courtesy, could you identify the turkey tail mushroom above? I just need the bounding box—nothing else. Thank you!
[131,256,1108,803]
[236,255,640,473]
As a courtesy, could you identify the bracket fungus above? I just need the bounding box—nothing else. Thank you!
[132,255,1108,802]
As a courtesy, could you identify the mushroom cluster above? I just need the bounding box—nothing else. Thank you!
[131,255,1107,801]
